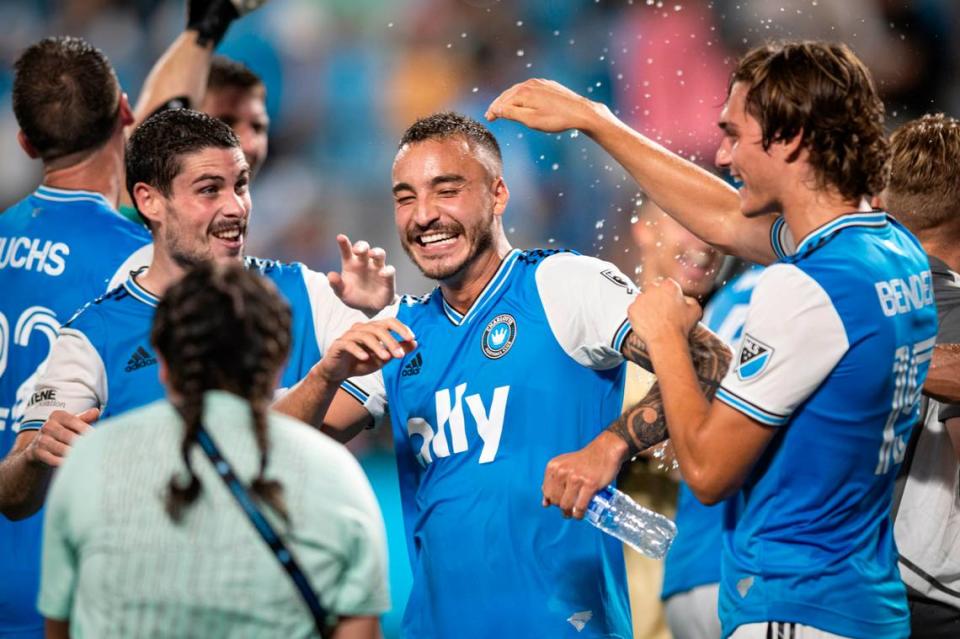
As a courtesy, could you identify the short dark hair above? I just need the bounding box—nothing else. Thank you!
[399,112,503,167]
[885,114,960,235]
[126,109,240,203]
[731,41,888,202]
[12,36,121,161]
[207,56,264,94]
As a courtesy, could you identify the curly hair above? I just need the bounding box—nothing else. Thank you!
[885,113,960,235]
[13,36,121,161]
[151,262,292,522]
[731,41,888,202]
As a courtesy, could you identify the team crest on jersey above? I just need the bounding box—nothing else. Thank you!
[601,269,636,294]
[736,334,773,381]
[481,314,517,359]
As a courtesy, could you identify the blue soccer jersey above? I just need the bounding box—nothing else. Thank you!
[714,212,938,638]
[661,264,763,602]
[345,249,638,638]
[21,257,367,425]
[0,186,151,637]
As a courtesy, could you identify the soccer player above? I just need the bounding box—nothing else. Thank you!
[201,56,270,177]
[15,109,398,511]
[0,36,153,638]
[489,42,939,638]
[883,114,960,637]
[276,112,732,637]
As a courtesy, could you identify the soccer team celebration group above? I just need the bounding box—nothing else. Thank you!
[1,0,958,638]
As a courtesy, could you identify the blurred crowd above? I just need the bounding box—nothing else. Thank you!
[2,0,958,291]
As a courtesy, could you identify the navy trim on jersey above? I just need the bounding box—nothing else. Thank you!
[123,274,160,308]
[340,379,369,404]
[16,420,43,432]
[611,318,632,352]
[440,249,521,327]
[795,211,889,254]
[715,386,789,426]
[770,216,789,260]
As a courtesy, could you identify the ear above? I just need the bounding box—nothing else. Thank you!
[118,93,135,127]
[133,182,166,229]
[492,176,510,217]
[776,128,805,163]
[17,130,39,159]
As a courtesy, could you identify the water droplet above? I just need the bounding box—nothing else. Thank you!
[570,130,580,138]
[551,163,560,171]
[516,20,524,26]
[471,87,479,93]
[461,32,468,38]
[516,49,525,57]
[387,22,394,28]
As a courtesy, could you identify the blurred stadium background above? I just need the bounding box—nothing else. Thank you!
[1,1,957,636]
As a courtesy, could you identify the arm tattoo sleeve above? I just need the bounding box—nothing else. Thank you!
[608,325,732,457]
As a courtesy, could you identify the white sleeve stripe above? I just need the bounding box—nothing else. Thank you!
[611,318,631,351]
[716,386,789,426]
[18,420,43,432]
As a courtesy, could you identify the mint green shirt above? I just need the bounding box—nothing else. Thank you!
[40,391,389,637]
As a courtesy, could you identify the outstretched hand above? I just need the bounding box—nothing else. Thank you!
[328,234,397,316]
[485,78,605,134]
[315,318,416,384]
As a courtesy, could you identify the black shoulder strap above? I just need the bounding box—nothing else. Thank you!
[195,426,330,637]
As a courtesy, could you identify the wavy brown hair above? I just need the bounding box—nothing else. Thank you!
[730,41,888,202]
[885,113,960,236]
[151,262,292,522]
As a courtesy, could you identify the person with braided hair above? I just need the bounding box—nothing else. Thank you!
[37,261,399,638]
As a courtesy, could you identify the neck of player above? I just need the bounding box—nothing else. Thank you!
[40,135,125,209]
[134,248,191,299]
[440,231,513,314]
[779,181,870,248]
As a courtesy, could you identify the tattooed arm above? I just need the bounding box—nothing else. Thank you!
[540,323,731,519]
[608,325,731,457]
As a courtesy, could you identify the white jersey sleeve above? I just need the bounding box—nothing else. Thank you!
[106,244,153,292]
[300,267,368,355]
[715,263,849,426]
[536,252,637,370]
[339,301,400,424]
[19,327,107,431]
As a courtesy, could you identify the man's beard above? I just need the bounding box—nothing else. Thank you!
[165,223,214,269]
[403,220,494,282]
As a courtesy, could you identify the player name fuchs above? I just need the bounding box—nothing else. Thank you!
[407,384,510,467]
[0,236,69,276]
[875,270,934,317]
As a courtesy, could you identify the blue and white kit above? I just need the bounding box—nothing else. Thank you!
[0,186,151,637]
[716,212,938,639]
[345,249,639,638]
[21,257,368,426]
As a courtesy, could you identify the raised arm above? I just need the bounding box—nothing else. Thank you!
[486,79,779,264]
[132,0,265,125]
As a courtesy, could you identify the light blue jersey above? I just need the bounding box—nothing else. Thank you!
[0,186,151,637]
[661,264,763,601]
[715,212,938,638]
[22,256,362,425]
[347,249,637,638]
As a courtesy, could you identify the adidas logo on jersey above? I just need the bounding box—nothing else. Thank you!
[125,346,157,372]
[402,352,423,377]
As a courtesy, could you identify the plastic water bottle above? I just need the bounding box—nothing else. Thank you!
[585,485,677,560]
